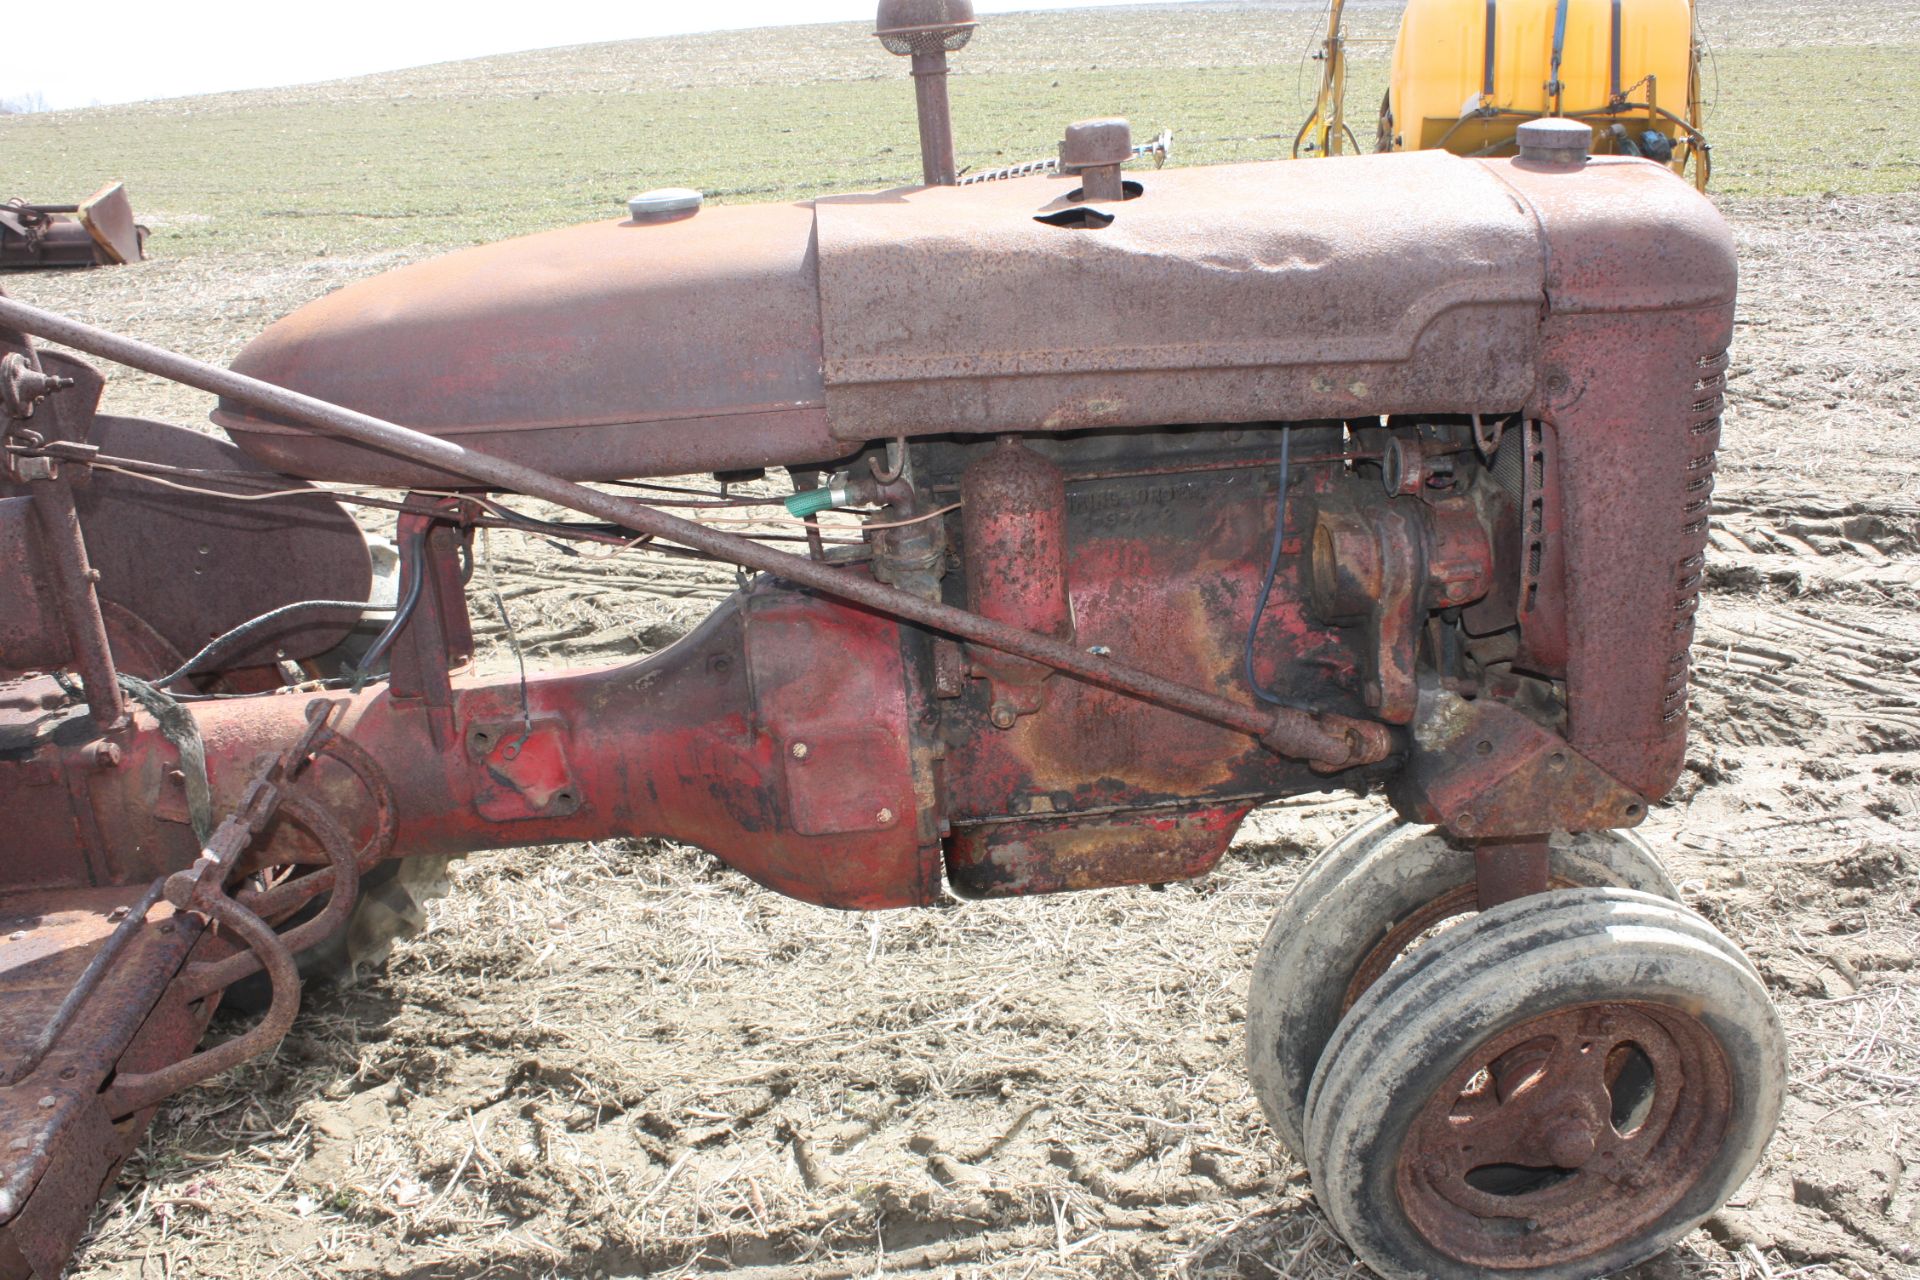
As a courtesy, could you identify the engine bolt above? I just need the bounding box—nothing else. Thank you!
[790,742,809,760]
[92,742,122,769]
[875,808,895,825]
[37,1096,57,1110]
[989,702,1017,730]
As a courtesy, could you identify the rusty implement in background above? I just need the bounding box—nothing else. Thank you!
[0,185,148,270]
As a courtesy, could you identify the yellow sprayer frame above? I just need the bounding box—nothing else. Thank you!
[1294,0,1711,191]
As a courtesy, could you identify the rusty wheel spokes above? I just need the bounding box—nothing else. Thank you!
[1342,874,1589,1015]
[1396,1000,1732,1268]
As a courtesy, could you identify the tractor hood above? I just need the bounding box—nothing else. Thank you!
[217,151,1733,485]
[215,200,841,484]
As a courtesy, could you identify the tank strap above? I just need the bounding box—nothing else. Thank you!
[1548,0,1570,113]
[1610,0,1625,101]
[1482,0,1497,101]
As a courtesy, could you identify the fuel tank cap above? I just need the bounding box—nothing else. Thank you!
[1515,118,1593,166]
[626,188,704,221]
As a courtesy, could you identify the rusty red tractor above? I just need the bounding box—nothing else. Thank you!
[1,6,1784,1277]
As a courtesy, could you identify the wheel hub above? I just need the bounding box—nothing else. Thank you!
[1394,999,1732,1268]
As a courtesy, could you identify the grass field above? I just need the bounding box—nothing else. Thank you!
[5,4,1920,1279]
[4,1,1917,263]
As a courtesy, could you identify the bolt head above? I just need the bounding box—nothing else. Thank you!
[989,702,1018,730]
[875,808,895,825]
[92,742,123,769]
[1545,1117,1597,1169]
[790,741,810,760]
[36,1096,57,1110]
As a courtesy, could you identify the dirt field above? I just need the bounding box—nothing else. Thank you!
[5,3,1919,1278]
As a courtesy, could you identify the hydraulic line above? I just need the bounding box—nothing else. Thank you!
[351,525,428,683]
[1244,428,1309,710]
[154,600,396,690]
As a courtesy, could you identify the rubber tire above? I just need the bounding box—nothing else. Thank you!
[1246,818,1677,1159]
[1303,887,1785,1280]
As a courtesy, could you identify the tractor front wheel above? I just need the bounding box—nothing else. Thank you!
[1246,817,1678,1158]
[1301,887,1785,1279]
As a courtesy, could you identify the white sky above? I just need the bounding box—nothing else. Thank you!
[2,0,1191,111]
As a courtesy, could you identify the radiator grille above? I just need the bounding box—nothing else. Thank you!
[1663,350,1727,723]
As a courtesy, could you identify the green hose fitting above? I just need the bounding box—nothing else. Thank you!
[784,486,845,519]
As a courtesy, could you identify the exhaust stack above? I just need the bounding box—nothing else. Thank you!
[874,0,977,186]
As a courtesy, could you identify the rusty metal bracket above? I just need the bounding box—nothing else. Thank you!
[1388,681,1648,838]
[467,717,581,822]
[0,878,168,1088]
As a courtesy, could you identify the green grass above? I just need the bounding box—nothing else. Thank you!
[1,11,1914,264]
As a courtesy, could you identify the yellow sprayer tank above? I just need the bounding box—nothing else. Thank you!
[1382,0,1708,187]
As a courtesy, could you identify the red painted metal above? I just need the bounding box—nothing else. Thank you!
[961,437,1074,715]
[2,585,940,909]
[211,205,844,485]
[948,804,1250,898]
[813,153,1545,442]
[0,293,1388,773]
[1496,155,1736,802]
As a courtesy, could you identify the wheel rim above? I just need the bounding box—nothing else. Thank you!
[1394,999,1732,1269]
[1341,876,1584,1015]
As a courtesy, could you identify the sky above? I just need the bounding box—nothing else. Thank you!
[1,0,1193,112]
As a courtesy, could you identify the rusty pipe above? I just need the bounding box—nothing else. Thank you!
[911,51,959,186]
[0,295,1392,771]
[99,890,301,1118]
[29,474,128,729]
[179,795,362,1000]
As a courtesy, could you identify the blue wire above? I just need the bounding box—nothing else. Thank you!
[1244,428,1307,709]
